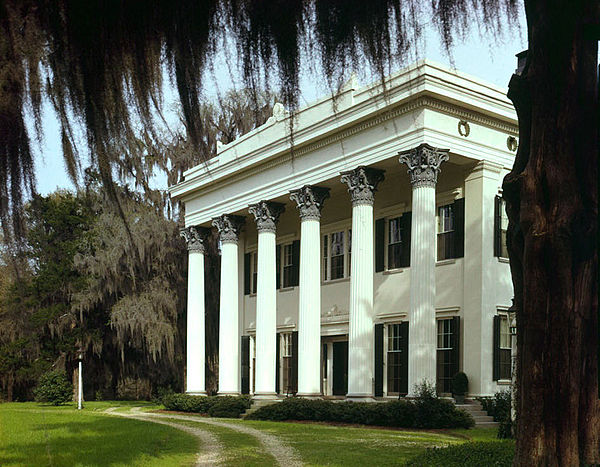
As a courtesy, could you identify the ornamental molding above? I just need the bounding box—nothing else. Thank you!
[180,226,210,253]
[289,185,331,221]
[211,214,245,244]
[340,166,385,206]
[176,96,518,200]
[248,201,285,233]
[398,143,449,188]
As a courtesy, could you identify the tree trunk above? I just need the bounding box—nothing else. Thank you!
[504,1,599,465]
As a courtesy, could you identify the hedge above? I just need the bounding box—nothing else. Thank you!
[477,390,513,438]
[245,397,474,429]
[403,441,515,467]
[161,393,252,418]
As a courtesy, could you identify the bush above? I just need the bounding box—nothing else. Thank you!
[477,389,513,439]
[246,390,474,429]
[451,372,468,396]
[161,393,251,418]
[403,441,515,467]
[33,370,73,405]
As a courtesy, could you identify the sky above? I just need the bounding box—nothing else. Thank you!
[32,13,527,196]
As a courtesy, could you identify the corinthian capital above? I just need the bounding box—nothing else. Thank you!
[290,185,330,221]
[212,214,245,244]
[248,201,285,233]
[398,143,449,188]
[340,166,385,206]
[180,226,210,253]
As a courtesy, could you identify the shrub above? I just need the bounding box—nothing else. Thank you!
[34,370,73,405]
[451,372,468,396]
[161,393,251,418]
[413,380,475,429]
[403,441,515,467]
[477,389,513,439]
[246,394,473,429]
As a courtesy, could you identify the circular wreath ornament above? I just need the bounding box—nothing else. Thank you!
[458,120,470,137]
[507,136,518,152]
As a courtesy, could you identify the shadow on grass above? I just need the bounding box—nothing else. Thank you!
[1,412,196,466]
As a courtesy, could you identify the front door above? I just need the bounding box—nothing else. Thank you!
[332,341,348,396]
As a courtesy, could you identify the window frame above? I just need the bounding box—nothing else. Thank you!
[385,322,404,396]
[280,332,293,395]
[250,250,258,294]
[436,318,456,394]
[280,242,294,288]
[499,198,509,259]
[385,215,404,271]
[436,203,455,261]
[498,312,512,380]
[322,227,352,282]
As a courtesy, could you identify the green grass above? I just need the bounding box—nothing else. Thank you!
[0,402,197,467]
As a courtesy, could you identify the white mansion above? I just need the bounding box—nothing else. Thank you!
[171,60,516,399]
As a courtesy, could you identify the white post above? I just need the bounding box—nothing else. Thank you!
[399,144,449,395]
[180,226,210,395]
[212,215,245,395]
[341,167,385,399]
[249,201,285,399]
[290,185,330,397]
[77,356,83,410]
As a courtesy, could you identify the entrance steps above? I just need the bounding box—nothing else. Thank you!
[242,397,282,418]
[456,400,498,427]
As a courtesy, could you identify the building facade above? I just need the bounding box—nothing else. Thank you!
[171,60,517,399]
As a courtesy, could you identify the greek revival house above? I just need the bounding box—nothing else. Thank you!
[171,60,517,399]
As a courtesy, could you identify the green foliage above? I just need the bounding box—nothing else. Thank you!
[451,372,468,395]
[246,394,474,429]
[477,390,513,439]
[33,370,73,405]
[161,394,251,418]
[403,441,515,467]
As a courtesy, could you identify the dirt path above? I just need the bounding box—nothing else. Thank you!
[120,408,304,467]
[104,407,224,467]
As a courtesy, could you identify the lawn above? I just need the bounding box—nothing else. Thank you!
[0,402,197,467]
[0,401,502,466]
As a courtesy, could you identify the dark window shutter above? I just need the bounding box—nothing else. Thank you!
[375,218,385,272]
[494,196,502,257]
[450,316,460,378]
[244,253,251,295]
[291,240,300,287]
[493,316,500,381]
[400,212,412,267]
[241,336,250,394]
[374,324,384,397]
[291,331,298,394]
[400,322,409,395]
[276,245,281,290]
[275,333,281,393]
[453,198,465,258]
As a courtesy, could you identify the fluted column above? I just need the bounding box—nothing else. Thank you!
[212,214,245,395]
[249,201,285,398]
[290,185,330,397]
[180,226,210,395]
[399,143,449,395]
[341,166,385,399]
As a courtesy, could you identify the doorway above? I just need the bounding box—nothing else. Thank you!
[322,336,348,396]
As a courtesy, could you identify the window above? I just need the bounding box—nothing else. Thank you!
[282,243,293,288]
[499,314,512,380]
[323,229,351,281]
[387,217,403,270]
[251,251,258,294]
[437,204,455,260]
[436,318,459,394]
[281,333,293,394]
[387,323,406,395]
[496,197,509,258]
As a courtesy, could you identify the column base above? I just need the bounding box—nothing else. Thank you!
[217,391,241,396]
[253,392,278,400]
[346,393,376,402]
[186,391,208,396]
[295,392,322,399]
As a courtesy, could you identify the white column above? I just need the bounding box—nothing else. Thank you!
[181,226,209,395]
[249,201,285,398]
[290,185,330,397]
[341,167,385,399]
[399,144,449,395]
[212,215,245,395]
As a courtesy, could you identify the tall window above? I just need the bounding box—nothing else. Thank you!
[323,230,351,281]
[387,323,404,395]
[436,318,454,393]
[251,251,258,294]
[281,333,293,394]
[499,314,512,380]
[282,243,293,287]
[388,217,403,269]
[499,199,509,258]
[437,204,455,260]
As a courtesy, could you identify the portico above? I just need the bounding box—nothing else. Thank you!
[172,60,517,399]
